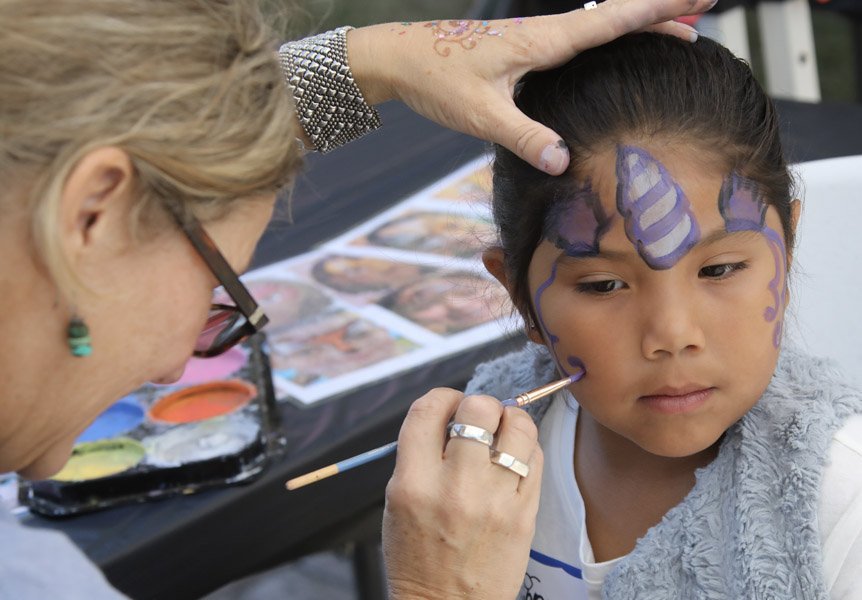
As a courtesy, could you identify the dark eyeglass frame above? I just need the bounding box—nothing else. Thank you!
[165,203,269,358]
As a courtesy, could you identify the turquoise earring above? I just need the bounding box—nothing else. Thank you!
[67,317,92,357]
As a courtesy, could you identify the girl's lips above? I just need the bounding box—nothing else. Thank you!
[638,388,714,414]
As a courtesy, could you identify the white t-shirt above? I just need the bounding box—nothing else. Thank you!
[518,394,862,600]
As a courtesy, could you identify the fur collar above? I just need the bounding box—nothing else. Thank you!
[466,342,862,598]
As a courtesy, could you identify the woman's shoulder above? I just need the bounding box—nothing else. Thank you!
[0,507,126,598]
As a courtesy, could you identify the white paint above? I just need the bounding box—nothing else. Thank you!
[645,214,693,261]
[640,188,677,230]
[143,416,260,467]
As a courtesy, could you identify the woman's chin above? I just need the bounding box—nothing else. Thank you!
[16,442,75,481]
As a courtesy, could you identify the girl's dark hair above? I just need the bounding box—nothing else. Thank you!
[492,33,794,317]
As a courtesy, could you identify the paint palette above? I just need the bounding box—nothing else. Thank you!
[20,334,279,517]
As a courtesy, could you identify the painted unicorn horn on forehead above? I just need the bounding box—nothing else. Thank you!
[615,146,701,270]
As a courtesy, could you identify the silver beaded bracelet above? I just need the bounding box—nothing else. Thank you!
[278,26,382,154]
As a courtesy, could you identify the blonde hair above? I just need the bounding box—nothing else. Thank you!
[0,0,302,294]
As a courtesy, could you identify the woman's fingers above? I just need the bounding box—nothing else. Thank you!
[392,387,462,476]
[492,407,541,487]
[471,0,715,173]
[384,391,542,599]
[531,0,711,60]
[445,394,504,461]
[559,0,715,51]
[644,19,701,41]
[346,0,716,176]
[445,397,542,490]
[479,97,570,175]
[519,442,544,500]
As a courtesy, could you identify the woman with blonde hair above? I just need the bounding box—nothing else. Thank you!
[0,0,714,597]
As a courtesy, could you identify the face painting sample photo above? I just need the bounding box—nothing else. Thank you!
[377,270,510,335]
[269,309,419,386]
[352,210,495,258]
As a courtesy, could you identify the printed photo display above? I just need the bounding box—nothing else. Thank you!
[243,156,515,405]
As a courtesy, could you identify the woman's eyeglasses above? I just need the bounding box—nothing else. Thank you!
[166,204,269,358]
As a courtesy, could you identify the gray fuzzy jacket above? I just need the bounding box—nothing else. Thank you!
[465,343,862,599]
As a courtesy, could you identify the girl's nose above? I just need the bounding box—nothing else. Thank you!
[640,288,706,359]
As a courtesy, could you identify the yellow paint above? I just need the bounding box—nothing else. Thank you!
[52,438,145,482]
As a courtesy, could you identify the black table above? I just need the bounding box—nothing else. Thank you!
[21,98,862,600]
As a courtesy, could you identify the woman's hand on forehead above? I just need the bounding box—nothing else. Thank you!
[349,0,714,176]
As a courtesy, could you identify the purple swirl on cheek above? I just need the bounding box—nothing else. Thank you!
[531,182,605,378]
[567,355,586,374]
[615,146,701,270]
[533,261,560,349]
[532,260,587,377]
[718,172,788,347]
[762,228,789,347]
[543,180,612,257]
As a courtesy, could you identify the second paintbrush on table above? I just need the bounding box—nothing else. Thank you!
[285,370,584,490]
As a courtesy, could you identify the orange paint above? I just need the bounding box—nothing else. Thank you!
[149,380,257,424]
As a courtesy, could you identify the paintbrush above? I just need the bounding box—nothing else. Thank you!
[285,371,584,491]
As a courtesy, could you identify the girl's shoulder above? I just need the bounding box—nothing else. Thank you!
[820,414,862,594]
[464,343,557,421]
[823,414,862,514]
[763,342,862,424]
[0,506,126,599]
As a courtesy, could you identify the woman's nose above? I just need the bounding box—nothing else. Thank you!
[639,287,706,359]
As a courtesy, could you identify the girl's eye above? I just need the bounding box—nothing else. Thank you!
[699,262,748,279]
[576,279,626,295]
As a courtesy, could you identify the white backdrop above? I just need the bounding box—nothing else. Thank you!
[787,154,862,386]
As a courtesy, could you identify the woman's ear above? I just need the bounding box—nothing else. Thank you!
[60,147,135,261]
[482,247,544,345]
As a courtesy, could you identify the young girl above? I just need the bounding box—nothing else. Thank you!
[469,33,862,598]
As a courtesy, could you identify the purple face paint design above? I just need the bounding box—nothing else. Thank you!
[718,173,767,232]
[543,180,612,256]
[532,182,607,377]
[718,173,788,347]
[533,262,587,378]
[615,146,701,270]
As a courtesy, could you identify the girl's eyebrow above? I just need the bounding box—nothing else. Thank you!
[697,228,763,248]
[554,228,763,264]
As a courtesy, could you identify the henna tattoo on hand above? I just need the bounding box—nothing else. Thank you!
[391,18,523,55]
[423,20,505,56]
